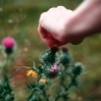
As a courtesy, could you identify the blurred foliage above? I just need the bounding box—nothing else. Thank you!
[0,0,101,101]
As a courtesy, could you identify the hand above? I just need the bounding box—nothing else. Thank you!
[38,6,73,47]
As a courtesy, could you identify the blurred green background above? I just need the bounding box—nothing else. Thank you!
[0,0,101,101]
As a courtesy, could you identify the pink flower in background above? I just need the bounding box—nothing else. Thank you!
[2,37,16,55]
[2,37,16,49]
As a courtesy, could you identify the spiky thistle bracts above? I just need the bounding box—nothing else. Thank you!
[40,47,58,65]
[59,52,71,65]
[27,47,84,101]
[0,76,14,101]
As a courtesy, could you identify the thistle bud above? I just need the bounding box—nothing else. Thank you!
[40,47,58,65]
[72,62,84,76]
[59,52,71,65]
[2,37,16,55]
[61,46,69,53]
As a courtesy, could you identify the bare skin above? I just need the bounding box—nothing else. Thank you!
[38,0,101,47]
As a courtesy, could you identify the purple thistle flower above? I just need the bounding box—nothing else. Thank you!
[46,64,59,78]
[2,37,16,55]
[2,37,16,49]
[50,64,59,74]
[72,62,84,76]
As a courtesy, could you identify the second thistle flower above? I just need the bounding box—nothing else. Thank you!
[2,37,16,55]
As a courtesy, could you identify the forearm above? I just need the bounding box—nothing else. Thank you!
[66,0,101,39]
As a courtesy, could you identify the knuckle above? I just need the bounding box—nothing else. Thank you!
[57,6,66,9]
[48,7,56,12]
[39,12,47,23]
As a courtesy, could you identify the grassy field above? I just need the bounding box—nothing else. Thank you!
[0,0,101,101]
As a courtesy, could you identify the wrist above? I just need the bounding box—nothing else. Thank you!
[61,12,88,45]
[64,0,101,44]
